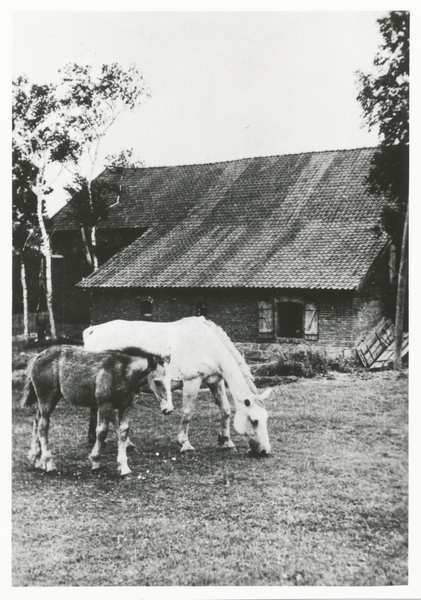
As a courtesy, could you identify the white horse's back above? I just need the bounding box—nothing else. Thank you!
[84,319,172,361]
[84,317,222,378]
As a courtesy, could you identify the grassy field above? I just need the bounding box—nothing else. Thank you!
[12,341,408,587]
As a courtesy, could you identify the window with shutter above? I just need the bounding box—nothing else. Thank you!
[304,303,318,340]
[258,301,274,333]
[277,302,303,338]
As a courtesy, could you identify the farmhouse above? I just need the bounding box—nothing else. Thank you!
[72,148,396,356]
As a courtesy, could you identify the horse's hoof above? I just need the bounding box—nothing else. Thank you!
[35,458,46,470]
[218,435,236,449]
[27,451,38,464]
[120,468,132,477]
[46,461,58,473]
[180,441,195,452]
[219,441,236,450]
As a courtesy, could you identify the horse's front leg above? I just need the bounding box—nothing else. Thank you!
[89,404,113,472]
[116,404,134,476]
[177,377,202,452]
[208,380,236,450]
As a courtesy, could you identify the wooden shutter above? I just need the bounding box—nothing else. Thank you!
[258,301,274,333]
[304,303,318,340]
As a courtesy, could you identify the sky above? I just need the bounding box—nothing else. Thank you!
[13,10,388,214]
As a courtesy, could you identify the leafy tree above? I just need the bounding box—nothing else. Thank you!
[63,149,145,268]
[12,64,150,336]
[357,11,409,242]
[58,63,150,270]
[356,11,409,368]
[104,148,145,172]
[12,148,40,340]
[63,174,117,267]
[13,76,81,339]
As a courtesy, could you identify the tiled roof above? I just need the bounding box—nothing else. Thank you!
[78,148,388,291]
[49,161,232,230]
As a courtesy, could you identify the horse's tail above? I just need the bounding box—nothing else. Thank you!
[200,318,258,394]
[21,358,38,409]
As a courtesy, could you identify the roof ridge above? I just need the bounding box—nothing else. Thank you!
[99,146,378,173]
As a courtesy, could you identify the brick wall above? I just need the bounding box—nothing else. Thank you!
[351,256,390,346]
[90,275,388,349]
[90,288,259,340]
[316,291,356,347]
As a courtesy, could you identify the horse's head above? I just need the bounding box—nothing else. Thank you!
[233,388,272,456]
[147,361,174,416]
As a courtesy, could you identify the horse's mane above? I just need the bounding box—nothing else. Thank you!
[200,318,258,395]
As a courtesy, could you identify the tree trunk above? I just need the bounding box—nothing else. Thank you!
[20,258,29,342]
[91,225,99,271]
[80,225,94,269]
[394,206,409,369]
[36,172,57,340]
[87,177,99,271]
[44,250,57,339]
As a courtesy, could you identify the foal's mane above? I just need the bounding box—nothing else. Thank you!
[118,347,167,368]
[201,318,258,395]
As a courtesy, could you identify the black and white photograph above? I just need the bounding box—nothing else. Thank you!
[9,4,417,596]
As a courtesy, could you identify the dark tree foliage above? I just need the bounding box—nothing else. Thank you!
[12,147,39,251]
[104,148,145,174]
[357,11,409,243]
[64,175,118,230]
[12,147,44,316]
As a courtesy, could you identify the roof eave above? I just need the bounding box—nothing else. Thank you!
[355,238,392,293]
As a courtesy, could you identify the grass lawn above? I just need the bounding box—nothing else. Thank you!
[12,341,408,586]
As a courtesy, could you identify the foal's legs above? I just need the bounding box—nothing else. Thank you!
[88,404,135,453]
[177,377,202,452]
[89,404,114,472]
[88,406,97,444]
[116,405,134,476]
[208,380,236,450]
[37,405,59,472]
[28,408,42,466]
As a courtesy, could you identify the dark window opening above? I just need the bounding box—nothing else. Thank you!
[278,302,303,338]
[196,301,208,317]
[140,300,153,318]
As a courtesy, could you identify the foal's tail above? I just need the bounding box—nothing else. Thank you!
[21,358,38,409]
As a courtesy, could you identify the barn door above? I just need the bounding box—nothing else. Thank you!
[304,303,318,340]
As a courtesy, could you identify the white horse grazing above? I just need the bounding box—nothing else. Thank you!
[84,317,271,456]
